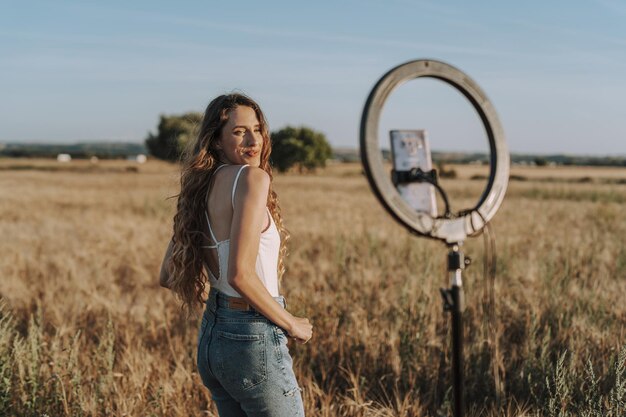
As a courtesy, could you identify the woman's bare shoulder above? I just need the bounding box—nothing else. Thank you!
[212,165,269,197]
[237,166,271,201]
[228,166,270,210]
[241,165,270,183]
[211,164,246,185]
[238,166,270,198]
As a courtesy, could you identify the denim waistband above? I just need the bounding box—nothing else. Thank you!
[206,287,286,313]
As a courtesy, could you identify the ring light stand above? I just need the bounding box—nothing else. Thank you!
[359,59,510,417]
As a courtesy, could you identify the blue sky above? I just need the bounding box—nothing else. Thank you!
[1,0,625,155]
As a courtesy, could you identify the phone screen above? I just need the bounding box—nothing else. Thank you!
[390,130,438,216]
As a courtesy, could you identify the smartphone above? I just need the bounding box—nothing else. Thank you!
[390,130,438,217]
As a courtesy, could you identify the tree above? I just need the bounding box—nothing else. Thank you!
[271,126,332,172]
[145,112,202,162]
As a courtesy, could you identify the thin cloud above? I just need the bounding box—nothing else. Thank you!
[595,0,626,15]
[59,3,515,59]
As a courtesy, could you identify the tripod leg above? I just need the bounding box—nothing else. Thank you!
[451,283,465,417]
[441,245,465,417]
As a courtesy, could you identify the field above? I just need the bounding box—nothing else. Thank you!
[1,158,625,416]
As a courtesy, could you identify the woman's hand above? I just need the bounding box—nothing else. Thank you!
[286,315,313,344]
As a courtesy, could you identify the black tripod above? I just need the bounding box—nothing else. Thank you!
[440,244,468,417]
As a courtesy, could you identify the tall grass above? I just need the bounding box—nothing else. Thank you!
[0,161,625,416]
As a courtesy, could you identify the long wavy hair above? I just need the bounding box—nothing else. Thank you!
[167,93,290,313]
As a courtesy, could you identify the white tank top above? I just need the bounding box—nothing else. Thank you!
[201,164,281,297]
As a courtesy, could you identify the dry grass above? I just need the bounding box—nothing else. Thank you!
[1,159,625,416]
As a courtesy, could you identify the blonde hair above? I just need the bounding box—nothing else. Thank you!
[167,94,290,313]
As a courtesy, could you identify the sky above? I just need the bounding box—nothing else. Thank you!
[1,0,625,156]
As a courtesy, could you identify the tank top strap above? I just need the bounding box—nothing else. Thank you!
[204,164,228,245]
[204,212,218,245]
[231,164,250,209]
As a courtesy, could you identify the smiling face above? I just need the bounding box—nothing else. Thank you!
[216,105,264,167]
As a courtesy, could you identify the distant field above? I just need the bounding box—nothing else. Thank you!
[3,157,625,180]
[454,163,626,181]
[324,160,626,181]
[1,159,625,416]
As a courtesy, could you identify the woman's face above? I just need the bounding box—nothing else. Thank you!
[217,105,264,167]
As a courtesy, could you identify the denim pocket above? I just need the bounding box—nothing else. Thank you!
[215,330,267,391]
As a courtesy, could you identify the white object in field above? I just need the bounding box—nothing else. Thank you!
[390,130,437,217]
[57,153,71,162]
[127,154,147,163]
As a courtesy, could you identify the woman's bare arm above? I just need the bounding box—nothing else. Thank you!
[159,238,174,288]
[227,167,312,343]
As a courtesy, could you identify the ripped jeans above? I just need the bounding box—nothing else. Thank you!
[197,288,305,417]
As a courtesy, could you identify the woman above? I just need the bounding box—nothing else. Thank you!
[159,93,313,417]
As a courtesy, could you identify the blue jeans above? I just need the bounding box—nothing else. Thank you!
[197,288,305,417]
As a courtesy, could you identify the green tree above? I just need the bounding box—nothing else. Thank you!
[271,126,332,173]
[145,112,202,162]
